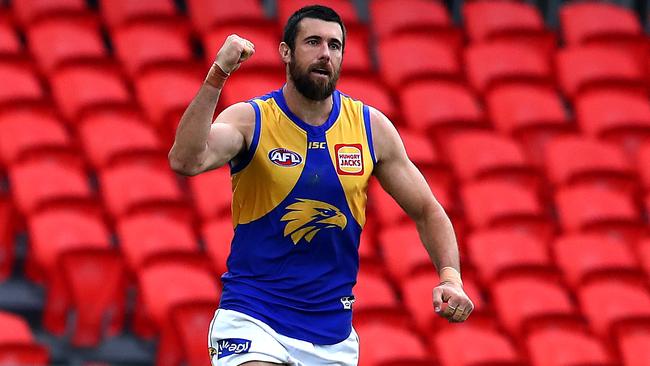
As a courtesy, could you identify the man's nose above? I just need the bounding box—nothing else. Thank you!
[318,43,331,61]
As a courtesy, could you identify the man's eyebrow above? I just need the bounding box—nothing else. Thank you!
[304,35,322,41]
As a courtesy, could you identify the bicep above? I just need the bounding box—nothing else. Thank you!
[202,103,252,171]
[371,108,437,219]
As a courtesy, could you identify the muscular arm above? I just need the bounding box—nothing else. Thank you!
[168,34,255,176]
[370,107,459,272]
[370,107,473,322]
[168,96,253,176]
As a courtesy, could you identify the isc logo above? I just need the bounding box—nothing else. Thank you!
[268,148,303,167]
[308,141,326,149]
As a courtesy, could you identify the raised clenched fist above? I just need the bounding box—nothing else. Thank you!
[214,34,255,74]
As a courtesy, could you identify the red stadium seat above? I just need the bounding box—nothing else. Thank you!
[28,207,111,334]
[543,136,636,194]
[0,312,48,366]
[9,155,92,215]
[202,24,282,73]
[560,2,642,45]
[0,21,21,56]
[467,229,551,284]
[187,0,267,34]
[577,276,650,337]
[137,259,219,366]
[491,273,576,334]
[378,34,460,89]
[399,129,446,169]
[369,0,460,48]
[355,322,431,366]
[465,41,551,94]
[399,81,486,140]
[432,323,522,366]
[554,185,641,240]
[112,22,193,77]
[26,18,106,74]
[50,64,131,121]
[100,0,178,29]
[187,167,232,221]
[0,197,13,280]
[0,311,35,343]
[460,181,549,235]
[556,45,646,98]
[526,324,613,366]
[99,157,185,218]
[202,217,233,276]
[353,268,400,314]
[0,344,49,366]
[117,213,198,271]
[486,84,573,163]
[639,238,650,278]
[377,224,431,285]
[337,76,397,121]
[443,131,538,189]
[12,0,87,26]
[0,108,71,166]
[463,0,554,54]
[553,233,639,288]
[78,109,162,169]
[171,302,217,366]
[358,224,377,262]
[636,142,650,190]
[575,89,650,156]
[134,67,203,139]
[277,0,361,29]
[0,62,43,106]
[400,270,485,335]
[59,248,126,346]
[616,322,650,366]
[219,72,285,108]
[338,35,372,75]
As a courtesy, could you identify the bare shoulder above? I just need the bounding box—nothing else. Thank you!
[367,106,405,164]
[214,101,256,144]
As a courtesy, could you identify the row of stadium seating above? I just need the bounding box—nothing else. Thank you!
[1,0,650,365]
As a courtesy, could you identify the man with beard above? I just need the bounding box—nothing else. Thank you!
[168,5,473,366]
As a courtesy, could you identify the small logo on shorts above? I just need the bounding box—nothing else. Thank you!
[340,296,356,310]
[216,338,251,359]
[335,144,364,176]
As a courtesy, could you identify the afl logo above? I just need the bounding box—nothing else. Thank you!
[268,148,303,167]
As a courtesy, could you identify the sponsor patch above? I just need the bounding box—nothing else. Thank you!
[335,144,364,176]
[268,148,303,167]
[216,338,251,359]
[340,296,356,310]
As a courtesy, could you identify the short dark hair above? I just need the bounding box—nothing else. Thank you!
[282,5,346,51]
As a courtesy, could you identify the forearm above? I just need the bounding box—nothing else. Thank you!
[414,200,460,274]
[169,64,227,173]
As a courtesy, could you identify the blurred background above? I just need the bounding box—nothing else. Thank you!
[1,0,650,365]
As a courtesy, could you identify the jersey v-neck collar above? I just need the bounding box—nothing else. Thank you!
[272,86,341,136]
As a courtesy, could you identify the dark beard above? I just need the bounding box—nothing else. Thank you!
[289,57,339,101]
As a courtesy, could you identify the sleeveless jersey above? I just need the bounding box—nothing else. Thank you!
[218,87,376,345]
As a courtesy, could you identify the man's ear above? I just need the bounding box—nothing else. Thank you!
[279,42,291,64]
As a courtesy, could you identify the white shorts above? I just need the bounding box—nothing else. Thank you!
[207,309,359,366]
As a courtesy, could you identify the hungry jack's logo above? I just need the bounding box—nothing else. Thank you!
[281,198,347,244]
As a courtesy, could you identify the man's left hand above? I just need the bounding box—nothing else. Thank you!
[433,281,474,322]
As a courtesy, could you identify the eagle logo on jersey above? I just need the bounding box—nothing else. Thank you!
[281,198,347,245]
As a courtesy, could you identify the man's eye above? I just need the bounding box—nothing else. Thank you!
[308,40,318,45]
[329,43,341,50]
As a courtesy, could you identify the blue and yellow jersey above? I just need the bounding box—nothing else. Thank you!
[218,87,376,344]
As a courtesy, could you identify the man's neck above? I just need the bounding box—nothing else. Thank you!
[282,81,333,127]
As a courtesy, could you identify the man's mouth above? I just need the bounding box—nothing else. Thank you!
[311,68,330,76]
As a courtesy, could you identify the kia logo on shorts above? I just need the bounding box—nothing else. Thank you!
[268,148,303,167]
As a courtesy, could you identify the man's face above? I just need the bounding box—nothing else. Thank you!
[288,18,343,101]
